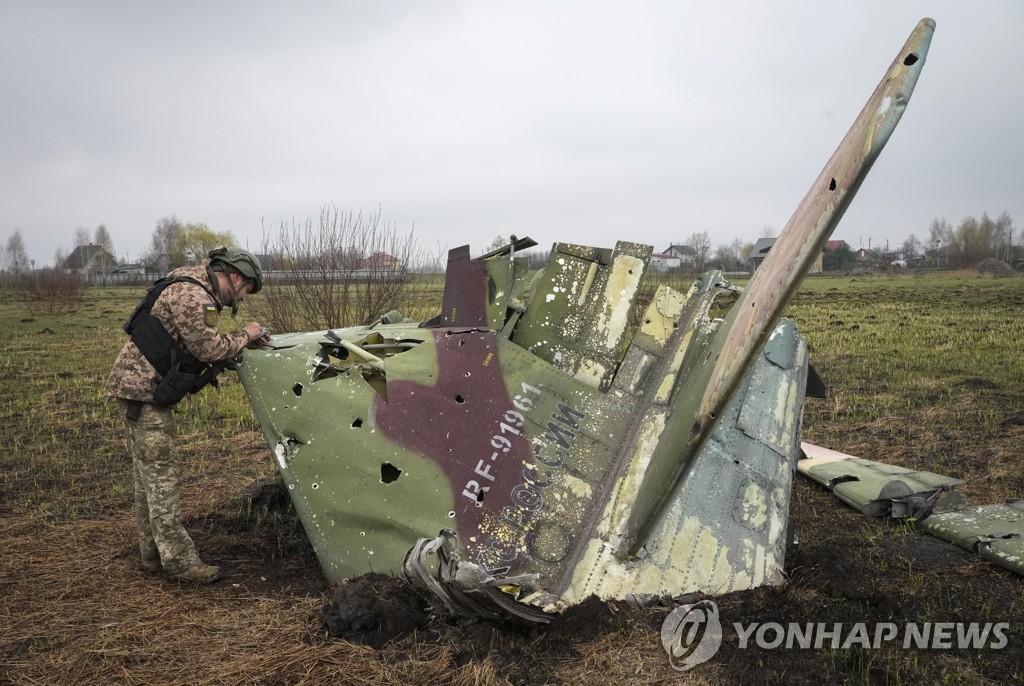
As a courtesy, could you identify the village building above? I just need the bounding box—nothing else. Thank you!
[748,237,825,273]
[63,244,117,273]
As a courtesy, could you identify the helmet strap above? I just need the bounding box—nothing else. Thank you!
[228,273,241,317]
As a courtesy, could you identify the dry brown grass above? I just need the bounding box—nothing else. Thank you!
[0,471,357,685]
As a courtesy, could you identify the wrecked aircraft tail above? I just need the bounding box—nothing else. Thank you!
[236,19,934,622]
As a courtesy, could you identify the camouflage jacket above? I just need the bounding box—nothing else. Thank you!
[106,263,250,403]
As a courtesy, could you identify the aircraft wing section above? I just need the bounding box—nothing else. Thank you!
[798,442,962,517]
[799,442,1024,578]
[923,503,1024,577]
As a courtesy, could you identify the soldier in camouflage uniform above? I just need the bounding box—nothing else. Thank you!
[107,247,271,583]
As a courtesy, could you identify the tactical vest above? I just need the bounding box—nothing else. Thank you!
[123,276,227,406]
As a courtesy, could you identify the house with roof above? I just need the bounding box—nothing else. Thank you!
[748,238,776,272]
[854,247,878,263]
[357,252,403,271]
[63,244,116,273]
[663,244,696,267]
[650,252,682,272]
[748,237,824,273]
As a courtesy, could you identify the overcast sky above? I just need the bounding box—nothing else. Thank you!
[2,1,1022,266]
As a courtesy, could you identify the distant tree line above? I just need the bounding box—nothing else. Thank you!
[2,209,1019,290]
[0,218,238,296]
[926,212,1017,268]
[819,212,1019,272]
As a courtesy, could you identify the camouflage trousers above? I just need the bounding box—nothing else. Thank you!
[120,400,202,574]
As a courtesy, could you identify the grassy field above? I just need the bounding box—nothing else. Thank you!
[1,270,1023,684]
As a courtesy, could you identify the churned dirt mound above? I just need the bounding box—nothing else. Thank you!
[322,573,432,647]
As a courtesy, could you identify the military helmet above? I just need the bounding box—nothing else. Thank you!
[208,246,264,293]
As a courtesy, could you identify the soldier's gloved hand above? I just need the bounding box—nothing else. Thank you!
[243,321,271,348]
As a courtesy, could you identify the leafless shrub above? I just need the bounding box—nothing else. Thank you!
[247,205,443,333]
[19,269,86,315]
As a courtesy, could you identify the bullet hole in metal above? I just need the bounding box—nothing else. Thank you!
[381,462,402,483]
[448,511,456,518]
[455,394,465,403]
[829,178,837,191]
[311,482,319,489]
[459,340,466,346]
[351,418,363,428]
[903,53,918,66]
[292,383,303,396]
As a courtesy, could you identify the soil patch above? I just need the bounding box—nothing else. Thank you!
[322,573,431,647]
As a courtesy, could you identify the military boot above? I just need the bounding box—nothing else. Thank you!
[138,554,162,574]
[170,563,222,583]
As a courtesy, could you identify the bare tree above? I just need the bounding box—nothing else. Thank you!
[994,211,1014,262]
[728,238,744,264]
[928,217,952,246]
[928,217,952,266]
[141,216,183,272]
[94,224,115,256]
[4,230,29,275]
[711,243,735,270]
[248,205,441,333]
[482,235,507,255]
[901,233,921,259]
[525,250,550,270]
[686,231,712,271]
[73,227,91,247]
